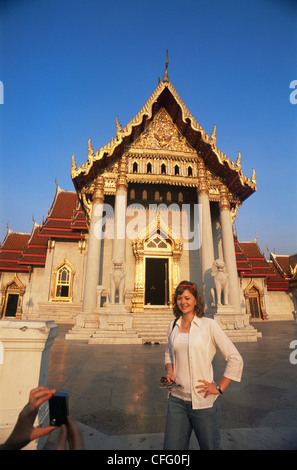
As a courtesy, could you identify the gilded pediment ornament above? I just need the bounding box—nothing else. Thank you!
[1,273,26,294]
[132,211,182,254]
[130,108,193,153]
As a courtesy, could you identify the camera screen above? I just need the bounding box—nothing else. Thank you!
[49,391,68,426]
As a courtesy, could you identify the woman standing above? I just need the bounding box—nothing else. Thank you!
[163,280,243,450]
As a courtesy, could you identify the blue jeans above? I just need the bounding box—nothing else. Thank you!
[163,395,221,450]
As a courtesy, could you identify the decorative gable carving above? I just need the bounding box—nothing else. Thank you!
[130,108,194,154]
[1,274,26,294]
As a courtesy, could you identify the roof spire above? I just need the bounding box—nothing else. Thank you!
[162,50,169,83]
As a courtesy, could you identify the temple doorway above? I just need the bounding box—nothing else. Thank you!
[145,258,169,306]
[131,213,183,312]
[3,293,19,317]
[248,295,262,319]
[1,274,25,319]
[244,281,267,320]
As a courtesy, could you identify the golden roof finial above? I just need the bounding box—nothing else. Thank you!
[236,151,242,170]
[71,154,77,178]
[87,138,94,158]
[162,50,169,83]
[210,124,216,145]
[251,168,256,184]
[115,116,122,138]
[71,154,76,170]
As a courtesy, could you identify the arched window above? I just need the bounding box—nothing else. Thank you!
[50,258,75,302]
[161,163,166,174]
[188,166,193,177]
[146,235,168,250]
[142,189,147,200]
[147,162,152,173]
[174,165,180,175]
[56,266,71,298]
[133,162,138,173]
[130,189,135,200]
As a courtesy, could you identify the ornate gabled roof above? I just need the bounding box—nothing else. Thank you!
[71,61,256,203]
[38,184,87,239]
[18,222,48,267]
[235,239,296,291]
[234,240,252,274]
[0,185,88,273]
[235,239,275,277]
[266,251,297,291]
[0,229,31,272]
[266,261,290,290]
[269,252,292,278]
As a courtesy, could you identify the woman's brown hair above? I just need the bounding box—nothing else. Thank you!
[173,280,205,318]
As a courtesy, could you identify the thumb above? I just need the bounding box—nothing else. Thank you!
[31,425,56,441]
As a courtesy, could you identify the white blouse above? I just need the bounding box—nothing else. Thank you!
[171,332,191,400]
[165,316,244,409]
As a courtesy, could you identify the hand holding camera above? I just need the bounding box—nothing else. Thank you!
[49,390,84,449]
[159,376,181,389]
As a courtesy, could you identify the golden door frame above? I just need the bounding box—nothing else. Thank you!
[244,279,267,320]
[131,212,183,312]
[1,274,26,319]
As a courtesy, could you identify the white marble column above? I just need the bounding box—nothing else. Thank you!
[89,156,141,343]
[66,176,105,339]
[214,184,261,341]
[82,175,105,314]
[219,184,241,313]
[110,156,127,305]
[197,161,214,309]
[66,176,105,338]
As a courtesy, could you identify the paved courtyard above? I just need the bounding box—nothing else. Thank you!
[45,320,297,450]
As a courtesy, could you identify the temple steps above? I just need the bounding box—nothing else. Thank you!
[132,309,174,344]
[30,302,80,324]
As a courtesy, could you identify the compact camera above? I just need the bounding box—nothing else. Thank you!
[49,390,69,426]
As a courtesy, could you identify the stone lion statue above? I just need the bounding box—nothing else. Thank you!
[211,259,229,306]
[110,258,126,305]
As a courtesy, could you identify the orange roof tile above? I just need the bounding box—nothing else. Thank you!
[235,240,274,277]
[0,230,31,272]
[18,223,48,267]
[39,186,87,240]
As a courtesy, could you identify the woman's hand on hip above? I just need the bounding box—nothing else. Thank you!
[195,380,219,398]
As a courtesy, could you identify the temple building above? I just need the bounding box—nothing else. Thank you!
[1,57,296,342]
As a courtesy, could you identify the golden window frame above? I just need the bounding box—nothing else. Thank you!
[50,257,76,303]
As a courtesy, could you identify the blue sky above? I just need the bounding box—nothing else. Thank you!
[0,0,296,256]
